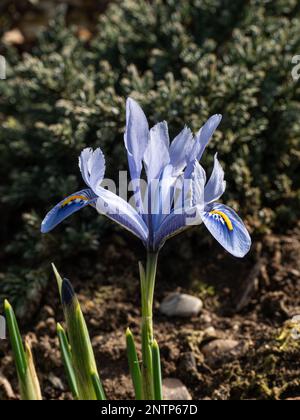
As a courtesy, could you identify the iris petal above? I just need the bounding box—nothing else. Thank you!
[153,212,187,250]
[41,189,97,233]
[79,147,106,192]
[143,122,170,182]
[186,115,223,172]
[79,148,92,186]
[124,98,149,180]
[169,126,194,175]
[124,98,150,214]
[202,203,251,258]
[204,153,226,205]
[96,187,149,242]
[191,160,206,207]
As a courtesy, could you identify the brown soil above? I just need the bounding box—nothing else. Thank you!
[1,225,300,400]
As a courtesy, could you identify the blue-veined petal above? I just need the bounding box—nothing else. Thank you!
[157,160,206,248]
[204,153,226,205]
[202,203,251,258]
[169,126,193,174]
[174,160,206,212]
[191,160,206,206]
[79,148,92,186]
[153,203,203,250]
[79,147,106,192]
[188,114,222,164]
[124,98,149,180]
[153,211,188,250]
[124,98,150,215]
[154,159,207,248]
[150,164,177,229]
[143,122,170,182]
[96,187,149,242]
[41,189,97,233]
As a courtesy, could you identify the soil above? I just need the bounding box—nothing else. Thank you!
[1,224,300,401]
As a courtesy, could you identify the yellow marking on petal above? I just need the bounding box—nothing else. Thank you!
[61,195,88,208]
[210,210,234,231]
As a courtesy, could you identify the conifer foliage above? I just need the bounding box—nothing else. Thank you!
[0,0,299,314]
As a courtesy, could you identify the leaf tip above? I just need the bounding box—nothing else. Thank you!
[152,339,159,349]
[4,299,11,311]
[56,322,64,333]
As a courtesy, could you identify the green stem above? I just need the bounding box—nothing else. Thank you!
[141,251,158,400]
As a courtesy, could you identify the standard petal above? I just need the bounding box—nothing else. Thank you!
[89,148,106,192]
[153,120,170,149]
[175,160,206,212]
[191,160,206,207]
[158,160,206,248]
[124,98,149,180]
[204,153,226,205]
[96,187,149,242]
[188,114,222,163]
[202,203,251,258]
[143,122,170,181]
[169,126,193,174]
[150,164,177,229]
[79,147,106,192]
[79,148,93,186]
[41,189,97,233]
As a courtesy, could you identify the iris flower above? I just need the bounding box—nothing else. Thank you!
[41,98,251,258]
[41,98,251,400]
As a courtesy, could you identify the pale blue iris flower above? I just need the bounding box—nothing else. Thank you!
[41,98,251,257]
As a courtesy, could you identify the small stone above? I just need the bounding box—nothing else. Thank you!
[203,326,217,338]
[48,373,65,391]
[42,305,55,317]
[160,293,203,318]
[163,379,192,400]
[202,339,244,364]
[45,318,57,335]
[35,321,47,333]
[200,313,212,324]
[179,352,197,373]
[0,375,16,400]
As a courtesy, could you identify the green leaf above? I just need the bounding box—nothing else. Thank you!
[52,263,63,300]
[61,278,106,400]
[4,300,42,400]
[57,323,79,400]
[4,300,27,381]
[126,328,142,400]
[91,372,106,401]
[152,340,163,401]
[22,340,42,401]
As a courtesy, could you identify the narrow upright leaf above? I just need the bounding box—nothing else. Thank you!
[152,340,163,400]
[23,340,42,401]
[91,372,106,401]
[4,300,42,400]
[61,278,106,400]
[52,263,63,299]
[126,328,142,400]
[4,300,27,381]
[57,323,79,400]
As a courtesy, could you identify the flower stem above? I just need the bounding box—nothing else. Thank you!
[140,251,158,400]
